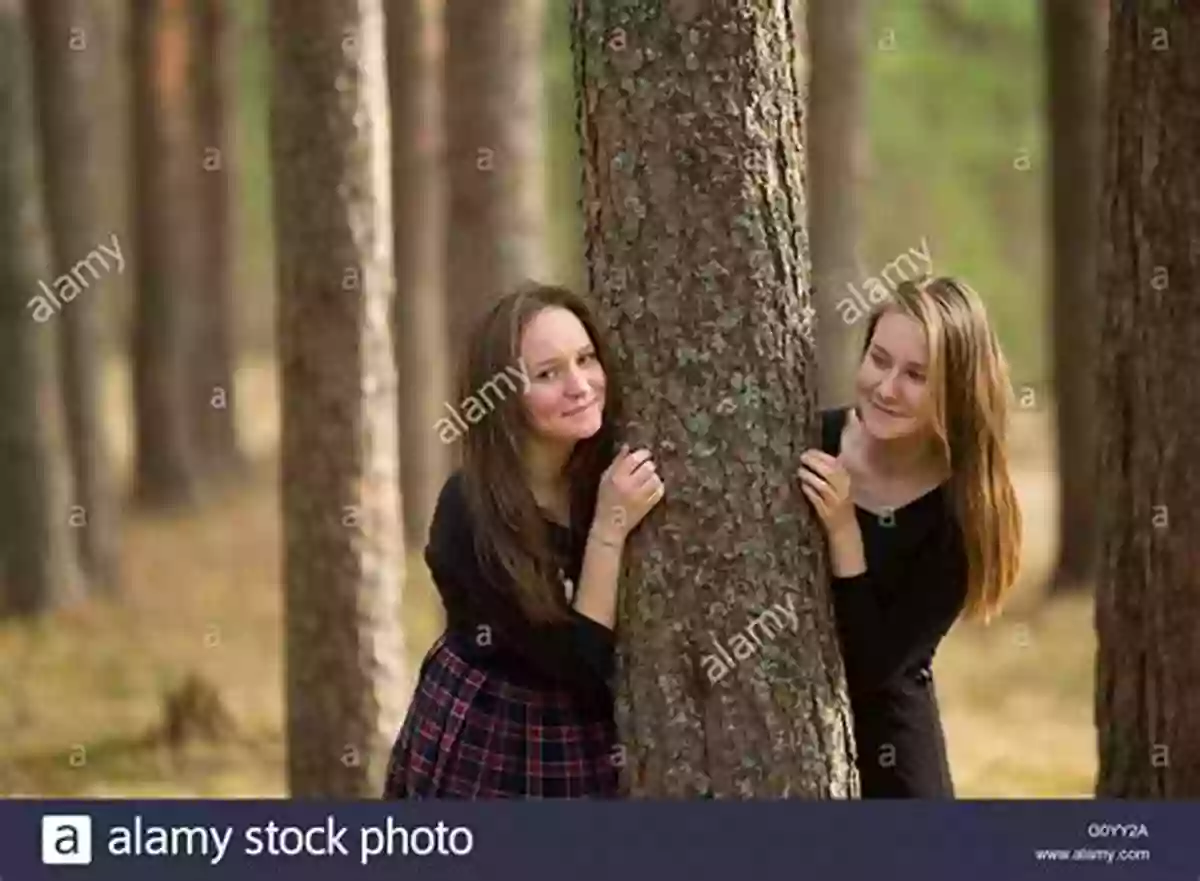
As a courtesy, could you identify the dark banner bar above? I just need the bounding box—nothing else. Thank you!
[1,800,1193,880]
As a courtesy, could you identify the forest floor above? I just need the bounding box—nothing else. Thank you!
[0,363,1094,797]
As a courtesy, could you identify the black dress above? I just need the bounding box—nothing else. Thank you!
[820,406,968,798]
[383,471,620,798]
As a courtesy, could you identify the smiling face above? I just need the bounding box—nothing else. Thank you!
[855,309,937,441]
[519,306,607,444]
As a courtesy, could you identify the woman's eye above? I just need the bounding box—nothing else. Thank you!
[536,369,555,380]
[579,352,596,366]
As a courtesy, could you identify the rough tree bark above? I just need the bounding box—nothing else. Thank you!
[386,0,451,549]
[1045,0,1105,594]
[131,0,202,507]
[269,0,408,796]
[1094,1,1200,797]
[190,0,244,479]
[0,0,83,617]
[574,0,855,798]
[28,0,122,594]
[808,0,867,409]
[445,0,547,351]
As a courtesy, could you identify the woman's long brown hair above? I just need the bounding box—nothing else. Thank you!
[860,277,1023,622]
[455,282,622,624]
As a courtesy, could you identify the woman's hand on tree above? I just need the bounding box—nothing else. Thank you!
[798,449,857,536]
[592,444,665,542]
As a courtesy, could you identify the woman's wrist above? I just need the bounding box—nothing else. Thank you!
[587,525,626,551]
[827,521,866,578]
[573,523,627,630]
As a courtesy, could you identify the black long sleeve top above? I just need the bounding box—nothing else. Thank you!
[831,514,968,693]
[821,407,968,797]
[820,407,968,693]
[424,471,615,699]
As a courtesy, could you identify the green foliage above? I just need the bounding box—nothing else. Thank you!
[864,0,1046,380]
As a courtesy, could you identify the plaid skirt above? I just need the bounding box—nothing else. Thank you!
[383,632,621,799]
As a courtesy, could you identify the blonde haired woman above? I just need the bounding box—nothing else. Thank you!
[798,276,1022,798]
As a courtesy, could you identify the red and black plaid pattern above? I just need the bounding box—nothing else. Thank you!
[383,633,621,799]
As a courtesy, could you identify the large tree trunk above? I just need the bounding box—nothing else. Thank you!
[574,0,855,798]
[28,0,122,596]
[190,0,244,479]
[269,0,408,797]
[1045,0,1105,595]
[807,0,866,409]
[1094,2,1200,797]
[0,0,83,617]
[130,0,203,507]
[386,0,451,550]
[445,0,546,350]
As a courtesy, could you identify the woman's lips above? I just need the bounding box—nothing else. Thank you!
[563,400,595,417]
[871,400,902,417]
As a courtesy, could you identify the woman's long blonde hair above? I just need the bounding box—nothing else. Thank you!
[860,277,1022,622]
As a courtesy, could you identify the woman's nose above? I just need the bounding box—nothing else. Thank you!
[564,367,590,395]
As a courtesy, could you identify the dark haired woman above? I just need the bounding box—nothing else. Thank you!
[383,283,663,798]
[798,276,1023,798]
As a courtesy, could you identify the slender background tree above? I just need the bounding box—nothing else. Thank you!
[0,0,83,617]
[130,0,203,507]
[268,0,409,796]
[445,0,547,348]
[1044,0,1105,595]
[28,0,121,594]
[190,0,244,481]
[387,0,451,549]
[808,0,867,409]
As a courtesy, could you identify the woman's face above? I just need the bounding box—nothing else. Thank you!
[519,306,607,444]
[855,310,936,441]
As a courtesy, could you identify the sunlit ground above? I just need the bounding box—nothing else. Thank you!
[0,361,1090,797]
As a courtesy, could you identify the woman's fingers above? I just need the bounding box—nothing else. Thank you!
[800,451,849,497]
[620,449,655,478]
[630,462,661,487]
[798,464,835,498]
[800,483,828,519]
[800,450,841,482]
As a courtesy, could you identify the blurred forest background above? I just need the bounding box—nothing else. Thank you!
[0,0,1117,798]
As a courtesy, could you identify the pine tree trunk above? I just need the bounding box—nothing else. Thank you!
[808,0,867,409]
[387,0,451,550]
[1045,0,1104,594]
[1095,1,1200,797]
[28,0,122,596]
[0,0,84,617]
[190,0,243,479]
[269,0,409,797]
[445,0,547,350]
[574,0,855,798]
[130,0,202,507]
